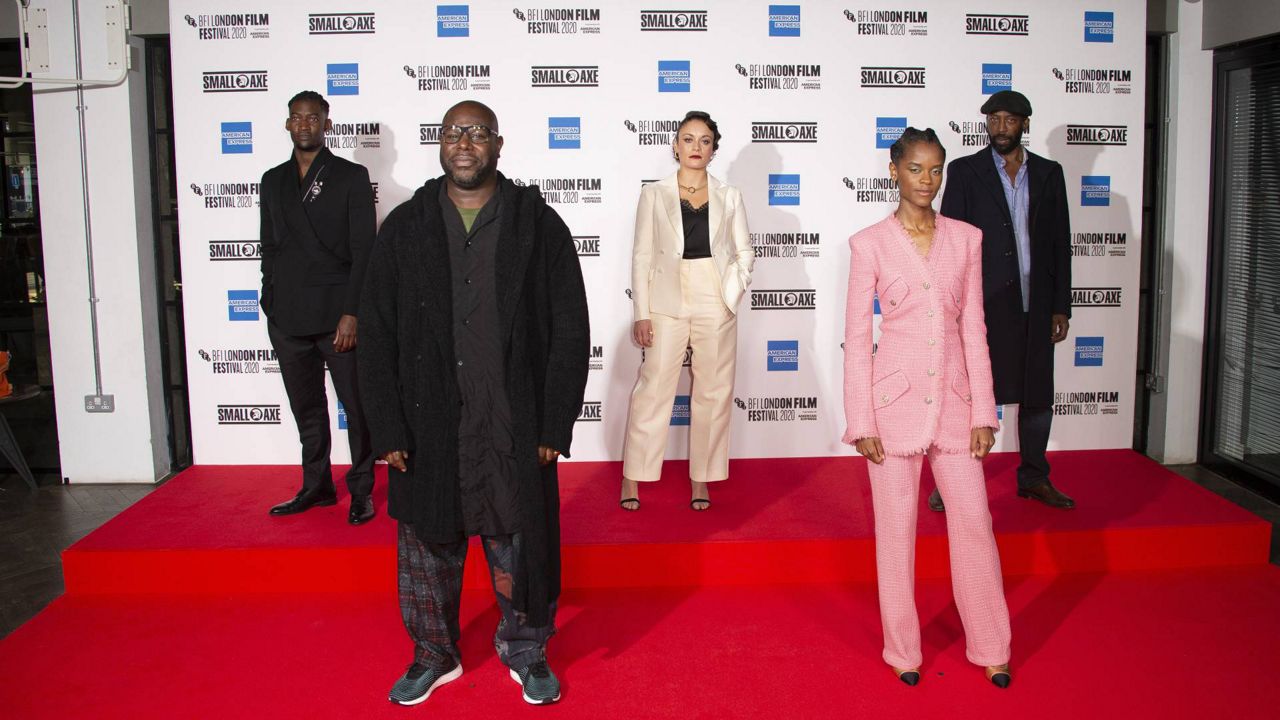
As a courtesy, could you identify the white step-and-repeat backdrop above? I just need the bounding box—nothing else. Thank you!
[170,0,1145,464]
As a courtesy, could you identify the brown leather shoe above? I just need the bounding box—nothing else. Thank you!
[1017,481,1075,509]
[927,488,945,512]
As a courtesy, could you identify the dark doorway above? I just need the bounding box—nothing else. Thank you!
[144,37,191,473]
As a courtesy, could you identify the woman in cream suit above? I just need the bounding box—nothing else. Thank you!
[621,111,753,511]
[843,128,1012,687]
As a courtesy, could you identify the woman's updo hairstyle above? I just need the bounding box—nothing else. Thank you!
[889,126,945,165]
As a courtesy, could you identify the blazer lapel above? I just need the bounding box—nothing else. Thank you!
[280,150,333,256]
[661,174,684,252]
[494,175,536,343]
[280,169,315,242]
[1026,151,1049,230]
[970,149,1014,225]
[707,174,725,246]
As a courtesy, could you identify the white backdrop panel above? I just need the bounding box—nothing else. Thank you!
[169,0,1146,464]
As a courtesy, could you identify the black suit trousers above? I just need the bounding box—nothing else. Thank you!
[268,319,374,495]
[1010,314,1053,489]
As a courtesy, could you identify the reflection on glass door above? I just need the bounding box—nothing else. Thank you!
[1205,39,1280,494]
[0,39,59,482]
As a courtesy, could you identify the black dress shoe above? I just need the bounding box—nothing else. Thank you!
[268,487,337,516]
[1017,480,1075,509]
[348,495,376,525]
[927,488,945,512]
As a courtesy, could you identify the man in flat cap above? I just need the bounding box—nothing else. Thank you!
[932,90,1075,511]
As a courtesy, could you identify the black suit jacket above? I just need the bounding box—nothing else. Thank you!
[940,146,1071,407]
[259,147,376,336]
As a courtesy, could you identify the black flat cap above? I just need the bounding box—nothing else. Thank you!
[980,90,1032,117]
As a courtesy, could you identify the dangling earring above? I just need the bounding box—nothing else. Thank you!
[673,150,679,161]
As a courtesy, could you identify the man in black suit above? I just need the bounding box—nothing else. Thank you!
[260,90,377,524]
[932,90,1075,510]
[359,101,588,706]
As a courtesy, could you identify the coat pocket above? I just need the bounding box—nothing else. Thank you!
[872,369,910,409]
[952,372,973,405]
[879,276,909,315]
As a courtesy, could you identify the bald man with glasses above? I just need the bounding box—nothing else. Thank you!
[359,100,589,707]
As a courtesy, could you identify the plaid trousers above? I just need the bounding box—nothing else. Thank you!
[397,522,556,672]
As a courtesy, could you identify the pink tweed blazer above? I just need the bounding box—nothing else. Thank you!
[842,213,1000,455]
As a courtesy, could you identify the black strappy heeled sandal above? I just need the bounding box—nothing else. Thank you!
[620,498,640,512]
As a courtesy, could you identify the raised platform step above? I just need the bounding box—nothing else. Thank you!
[61,451,1271,594]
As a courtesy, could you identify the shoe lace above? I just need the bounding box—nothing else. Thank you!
[525,661,551,679]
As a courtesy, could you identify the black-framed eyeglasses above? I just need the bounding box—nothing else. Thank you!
[441,124,495,144]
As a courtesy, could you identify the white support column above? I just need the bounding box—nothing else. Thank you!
[30,1,168,482]
[1147,0,1213,464]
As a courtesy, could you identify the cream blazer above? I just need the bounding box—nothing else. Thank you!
[630,173,753,321]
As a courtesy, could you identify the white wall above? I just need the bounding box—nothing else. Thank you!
[1147,0,1213,464]
[1202,0,1280,49]
[29,0,169,482]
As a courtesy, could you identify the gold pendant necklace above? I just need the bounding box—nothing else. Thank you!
[680,182,706,194]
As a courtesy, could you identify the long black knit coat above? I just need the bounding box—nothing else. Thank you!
[358,174,589,625]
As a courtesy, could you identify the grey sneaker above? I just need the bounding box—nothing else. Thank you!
[509,660,561,705]
[388,660,462,705]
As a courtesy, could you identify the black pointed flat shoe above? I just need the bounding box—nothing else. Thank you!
[894,667,920,686]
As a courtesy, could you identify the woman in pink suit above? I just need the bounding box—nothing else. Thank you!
[843,128,1012,688]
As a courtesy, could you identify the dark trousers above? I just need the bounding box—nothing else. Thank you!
[1016,404,1053,490]
[267,319,373,496]
[397,523,556,673]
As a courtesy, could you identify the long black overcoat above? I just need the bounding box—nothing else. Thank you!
[940,147,1072,407]
[358,174,589,625]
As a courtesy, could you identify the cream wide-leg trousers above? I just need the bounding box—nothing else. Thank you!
[623,258,737,483]
[867,447,1012,669]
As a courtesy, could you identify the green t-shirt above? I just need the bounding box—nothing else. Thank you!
[457,206,481,233]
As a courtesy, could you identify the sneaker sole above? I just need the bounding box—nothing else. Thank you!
[391,664,462,706]
[509,669,561,705]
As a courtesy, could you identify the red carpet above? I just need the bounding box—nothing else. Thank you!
[2,569,1279,719]
[2,450,1277,718]
[62,450,1270,593]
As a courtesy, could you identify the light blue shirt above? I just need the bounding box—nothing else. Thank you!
[992,147,1031,312]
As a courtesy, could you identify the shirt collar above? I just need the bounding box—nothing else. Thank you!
[991,145,1026,169]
